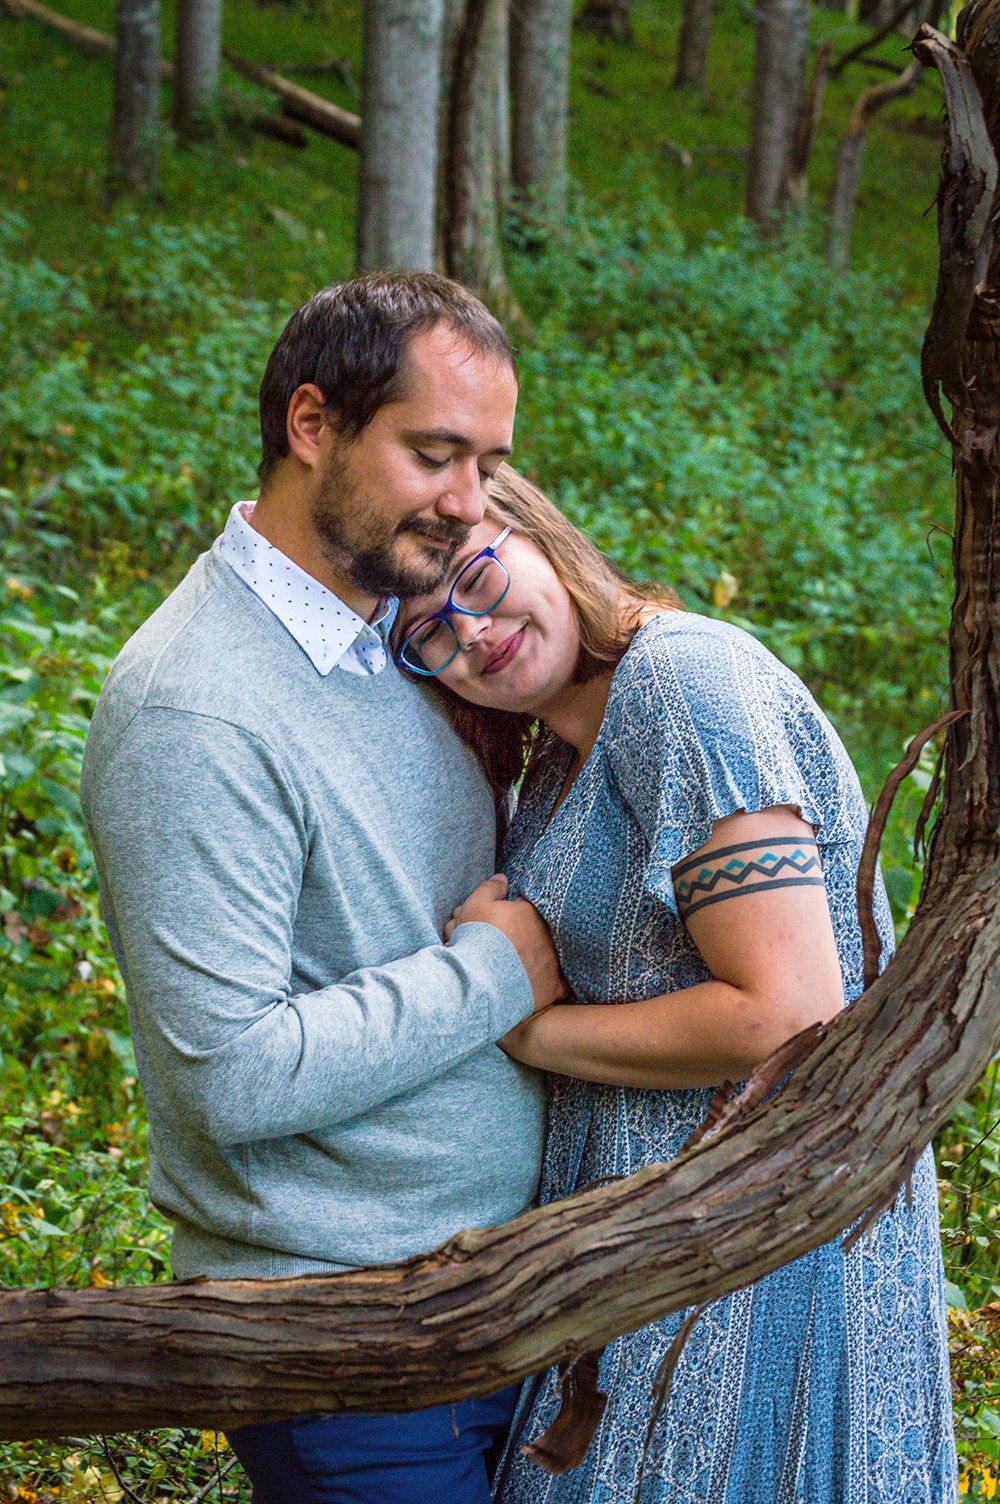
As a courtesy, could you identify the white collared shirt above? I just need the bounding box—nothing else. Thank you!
[219,502,396,676]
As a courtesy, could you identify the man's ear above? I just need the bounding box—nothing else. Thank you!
[286,383,332,469]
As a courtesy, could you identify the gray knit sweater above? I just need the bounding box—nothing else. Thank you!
[80,541,545,1279]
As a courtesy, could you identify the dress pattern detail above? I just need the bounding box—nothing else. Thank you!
[493,613,956,1504]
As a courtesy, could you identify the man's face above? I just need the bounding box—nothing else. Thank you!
[311,324,519,600]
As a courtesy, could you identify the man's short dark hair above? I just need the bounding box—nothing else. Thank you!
[257,271,517,484]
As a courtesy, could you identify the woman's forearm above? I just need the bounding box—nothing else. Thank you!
[503,978,837,1090]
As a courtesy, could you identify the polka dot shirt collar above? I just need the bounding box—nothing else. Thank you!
[219,502,397,677]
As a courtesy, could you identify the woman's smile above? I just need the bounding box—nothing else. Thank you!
[483,626,526,675]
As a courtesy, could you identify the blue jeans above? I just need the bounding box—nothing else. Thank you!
[228,1384,520,1504]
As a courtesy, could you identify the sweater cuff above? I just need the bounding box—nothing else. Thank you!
[448,920,535,1036]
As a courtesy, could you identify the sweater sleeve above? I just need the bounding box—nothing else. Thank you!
[84,707,533,1147]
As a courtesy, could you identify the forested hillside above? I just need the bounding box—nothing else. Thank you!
[1,0,997,1497]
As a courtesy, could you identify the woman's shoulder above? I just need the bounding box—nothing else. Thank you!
[601,610,865,848]
[607,610,803,728]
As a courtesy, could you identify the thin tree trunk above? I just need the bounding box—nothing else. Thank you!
[172,0,222,139]
[830,0,921,77]
[509,0,573,217]
[576,0,632,41]
[108,0,160,195]
[495,0,511,206]
[826,56,923,267]
[746,0,810,226]
[444,0,509,306]
[358,0,443,272]
[785,40,833,201]
[674,0,715,91]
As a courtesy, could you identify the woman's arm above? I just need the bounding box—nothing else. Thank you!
[483,807,845,1089]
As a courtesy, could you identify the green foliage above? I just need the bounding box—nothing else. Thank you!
[510,199,951,792]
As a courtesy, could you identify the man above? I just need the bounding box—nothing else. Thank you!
[80,272,565,1503]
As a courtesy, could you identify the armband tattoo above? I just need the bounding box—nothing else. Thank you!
[673,836,824,919]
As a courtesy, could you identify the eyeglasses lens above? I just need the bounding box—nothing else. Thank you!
[401,556,509,675]
[453,556,508,614]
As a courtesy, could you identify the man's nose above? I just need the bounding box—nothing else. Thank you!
[436,459,485,527]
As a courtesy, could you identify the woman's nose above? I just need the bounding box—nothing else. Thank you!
[452,612,490,650]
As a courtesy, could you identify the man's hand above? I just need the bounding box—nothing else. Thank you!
[446,875,568,1013]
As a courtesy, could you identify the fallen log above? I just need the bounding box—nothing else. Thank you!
[0,0,310,148]
[223,52,360,148]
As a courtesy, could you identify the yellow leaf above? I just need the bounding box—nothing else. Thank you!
[89,1265,112,1288]
[713,570,739,609]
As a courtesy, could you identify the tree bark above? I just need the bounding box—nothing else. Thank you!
[576,0,632,41]
[108,0,160,195]
[746,0,810,226]
[444,0,510,306]
[674,0,715,92]
[2,5,1000,1457]
[785,39,833,200]
[357,0,443,272]
[509,0,573,217]
[826,57,924,268]
[172,0,223,139]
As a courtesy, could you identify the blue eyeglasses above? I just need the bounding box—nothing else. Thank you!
[395,528,512,677]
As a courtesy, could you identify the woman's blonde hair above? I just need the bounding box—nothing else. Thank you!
[432,463,681,794]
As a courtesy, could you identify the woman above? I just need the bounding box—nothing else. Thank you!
[393,465,956,1504]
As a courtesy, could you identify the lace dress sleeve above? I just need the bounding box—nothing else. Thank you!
[604,616,861,911]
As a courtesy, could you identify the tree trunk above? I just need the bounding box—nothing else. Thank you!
[444,0,509,306]
[357,0,443,272]
[496,0,511,206]
[172,0,222,139]
[785,40,833,202]
[108,0,160,195]
[509,0,573,217]
[0,0,311,148]
[746,0,810,226]
[576,0,632,41]
[826,57,923,268]
[673,0,715,91]
[861,0,904,23]
[3,8,1000,1457]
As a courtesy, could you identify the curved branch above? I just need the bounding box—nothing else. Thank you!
[1,857,997,1439]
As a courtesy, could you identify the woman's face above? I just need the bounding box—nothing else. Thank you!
[397,520,581,715]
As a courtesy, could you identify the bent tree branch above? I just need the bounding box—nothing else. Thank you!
[2,0,1000,1451]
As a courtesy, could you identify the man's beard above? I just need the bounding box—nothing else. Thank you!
[312,451,467,599]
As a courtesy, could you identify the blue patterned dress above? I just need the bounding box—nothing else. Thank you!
[493,613,956,1504]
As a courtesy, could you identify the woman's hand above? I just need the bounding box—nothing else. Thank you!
[446,875,569,1013]
[487,807,847,1089]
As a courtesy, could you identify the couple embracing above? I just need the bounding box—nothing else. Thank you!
[81,272,956,1504]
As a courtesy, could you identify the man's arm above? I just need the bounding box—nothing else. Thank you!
[84,708,539,1147]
